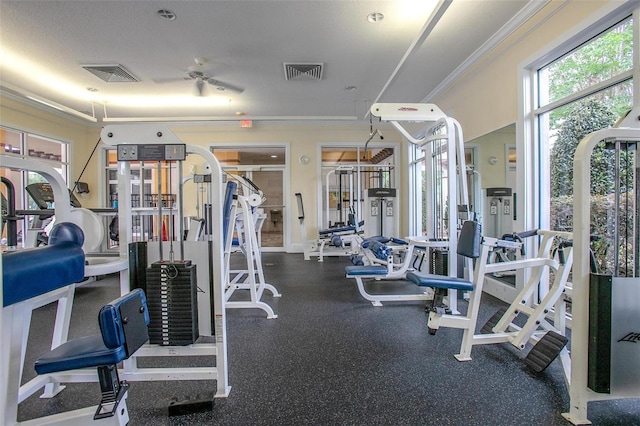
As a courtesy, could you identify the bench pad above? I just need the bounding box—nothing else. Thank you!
[345,265,388,276]
[34,289,149,375]
[34,335,126,375]
[406,271,474,291]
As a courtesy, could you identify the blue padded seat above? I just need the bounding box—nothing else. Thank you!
[2,222,85,307]
[34,335,126,375]
[345,265,388,276]
[406,272,474,291]
[404,221,482,293]
[34,289,149,375]
[319,220,365,236]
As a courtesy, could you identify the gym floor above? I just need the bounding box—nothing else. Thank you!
[19,253,640,425]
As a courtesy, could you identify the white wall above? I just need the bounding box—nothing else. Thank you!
[432,1,615,141]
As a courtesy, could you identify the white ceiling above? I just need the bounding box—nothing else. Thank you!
[0,0,535,123]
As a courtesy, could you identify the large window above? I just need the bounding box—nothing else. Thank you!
[104,149,177,242]
[531,12,636,275]
[408,143,425,236]
[408,141,476,238]
[0,127,69,247]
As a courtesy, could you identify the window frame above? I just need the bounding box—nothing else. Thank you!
[1,126,70,247]
[520,4,639,234]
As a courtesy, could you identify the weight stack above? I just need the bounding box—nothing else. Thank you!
[129,242,148,293]
[429,248,448,275]
[146,260,199,346]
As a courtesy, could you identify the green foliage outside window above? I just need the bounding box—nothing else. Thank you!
[545,17,634,276]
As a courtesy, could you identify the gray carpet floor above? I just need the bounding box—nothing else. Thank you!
[17,253,640,425]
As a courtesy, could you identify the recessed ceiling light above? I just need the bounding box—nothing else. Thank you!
[157,9,176,21]
[270,155,278,158]
[367,12,384,23]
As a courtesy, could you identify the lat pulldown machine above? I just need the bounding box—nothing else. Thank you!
[365,103,472,313]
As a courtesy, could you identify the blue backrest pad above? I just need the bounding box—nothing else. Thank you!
[2,223,85,307]
[222,181,238,247]
[99,289,149,356]
[457,221,482,259]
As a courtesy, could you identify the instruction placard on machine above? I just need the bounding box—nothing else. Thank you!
[117,144,186,161]
[370,199,379,216]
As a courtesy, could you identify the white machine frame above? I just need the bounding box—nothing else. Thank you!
[562,108,640,425]
[298,191,364,263]
[453,229,573,361]
[346,238,441,307]
[324,165,355,229]
[224,178,281,318]
[371,103,470,313]
[99,124,230,398]
[0,156,140,425]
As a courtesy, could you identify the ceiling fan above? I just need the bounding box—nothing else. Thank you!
[183,57,244,96]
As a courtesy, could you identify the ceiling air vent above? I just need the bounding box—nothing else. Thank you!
[82,64,139,82]
[283,63,323,81]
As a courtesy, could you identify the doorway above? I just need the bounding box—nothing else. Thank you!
[212,146,286,250]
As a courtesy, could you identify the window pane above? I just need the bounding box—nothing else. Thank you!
[420,161,427,234]
[0,128,22,155]
[540,81,635,278]
[538,17,633,107]
[26,134,65,162]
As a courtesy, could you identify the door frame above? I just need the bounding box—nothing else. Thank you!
[211,143,290,252]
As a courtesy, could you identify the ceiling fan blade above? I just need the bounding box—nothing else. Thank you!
[207,79,244,94]
[194,78,205,96]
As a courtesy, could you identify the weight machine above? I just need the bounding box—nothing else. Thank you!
[562,108,640,425]
[363,187,398,237]
[324,165,356,229]
[99,125,230,397]
[223,175,280,318]
[297,190,364,262]
[370,103,471,314]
